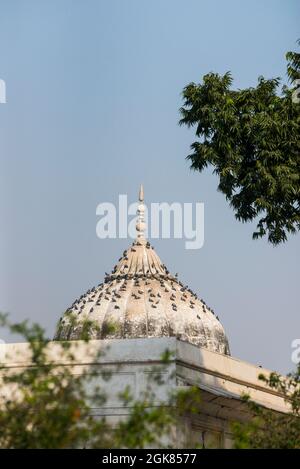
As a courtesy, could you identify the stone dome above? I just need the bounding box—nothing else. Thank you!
[54,186,230,355]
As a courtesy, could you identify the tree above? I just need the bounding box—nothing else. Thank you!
[0,313,200,449]
[179,42,300,245]
[233,365,300,449]
[286,39,300,83]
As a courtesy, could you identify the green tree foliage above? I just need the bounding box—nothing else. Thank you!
[286,39,300,83]
[233,366,300,449]
[0,313,201,449]
[179,42,300,244]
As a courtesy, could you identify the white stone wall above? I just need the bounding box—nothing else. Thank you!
[0,337,289,448]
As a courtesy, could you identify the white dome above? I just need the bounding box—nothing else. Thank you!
[54,186,230,355]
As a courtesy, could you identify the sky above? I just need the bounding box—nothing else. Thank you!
[0,0,299,374]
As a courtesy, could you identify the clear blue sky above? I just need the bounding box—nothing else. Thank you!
[0,0,299,373]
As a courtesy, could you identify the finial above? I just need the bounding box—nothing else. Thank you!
[136,184,146,242]
[139,184,144,203]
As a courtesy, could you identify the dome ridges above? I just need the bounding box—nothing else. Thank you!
[57,267,225,337]
[106,241,172,282]
[55,271,230,355]
[61,253,221,326]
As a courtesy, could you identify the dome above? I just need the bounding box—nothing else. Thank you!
[54,186,230,355]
